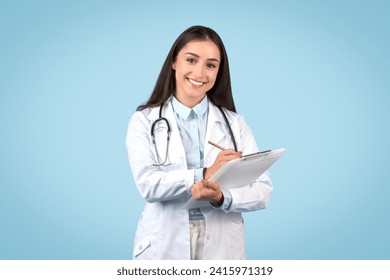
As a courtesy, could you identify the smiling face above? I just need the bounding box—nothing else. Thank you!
[172,40,221,108]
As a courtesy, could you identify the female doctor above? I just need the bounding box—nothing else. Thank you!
[126,25,272,260]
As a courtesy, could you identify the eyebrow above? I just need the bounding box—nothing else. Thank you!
[185,52,220,63]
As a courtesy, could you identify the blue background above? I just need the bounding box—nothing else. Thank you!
[1,0,389,259]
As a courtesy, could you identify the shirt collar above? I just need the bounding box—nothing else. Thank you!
[171,96,209,120]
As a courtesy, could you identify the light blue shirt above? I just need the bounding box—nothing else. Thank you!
[171,96,232,218]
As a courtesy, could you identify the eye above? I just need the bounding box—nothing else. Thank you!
[186,58,197,64]
[207,63,217,69]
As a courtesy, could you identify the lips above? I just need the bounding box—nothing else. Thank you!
[187,78,205,87]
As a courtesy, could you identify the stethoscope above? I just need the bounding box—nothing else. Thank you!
[151,102,237,166]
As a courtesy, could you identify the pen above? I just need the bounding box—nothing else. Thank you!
[207,140,227,151]
[209,140,271,157]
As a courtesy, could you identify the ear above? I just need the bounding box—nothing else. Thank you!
[172,61,176,71]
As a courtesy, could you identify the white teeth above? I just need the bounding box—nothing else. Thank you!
[188,78,204,86]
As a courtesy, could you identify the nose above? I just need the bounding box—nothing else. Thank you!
[192,63,205,79]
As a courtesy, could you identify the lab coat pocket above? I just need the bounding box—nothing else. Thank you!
[228,215,246,259]
[133,235,151,258]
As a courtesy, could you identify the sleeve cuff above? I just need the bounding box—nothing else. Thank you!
[211,189,233,210]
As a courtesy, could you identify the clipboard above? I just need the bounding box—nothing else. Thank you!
[183,148,287,209]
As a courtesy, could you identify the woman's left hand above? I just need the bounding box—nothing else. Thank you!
[191,179,224,206]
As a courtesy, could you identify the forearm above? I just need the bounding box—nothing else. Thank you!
[133,167,194,203]
[222,171,273,213]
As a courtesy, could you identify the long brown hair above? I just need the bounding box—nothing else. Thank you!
[137,25,236,112]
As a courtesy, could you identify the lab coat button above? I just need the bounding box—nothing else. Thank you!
[206,234,210,240]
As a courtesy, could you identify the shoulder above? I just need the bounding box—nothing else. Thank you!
[224,108,241,120]
[132,107,153,119]
[128,107,154,129]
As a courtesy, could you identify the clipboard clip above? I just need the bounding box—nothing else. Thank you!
[243,150,272,158]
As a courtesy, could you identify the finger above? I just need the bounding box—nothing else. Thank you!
[192,181,210,200]
[202,180,220,192]
[218,154,242,163]
[192,185,202,200]
[220,149,242,158]
[219,149,239,156]
[193,187,207,200]
[201,180,223,202]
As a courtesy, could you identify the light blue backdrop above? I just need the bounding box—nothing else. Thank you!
[1,0,389,259]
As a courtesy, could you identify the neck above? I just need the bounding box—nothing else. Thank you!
[174,94,206,109]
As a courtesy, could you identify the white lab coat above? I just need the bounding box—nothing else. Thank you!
[126,98,273,259]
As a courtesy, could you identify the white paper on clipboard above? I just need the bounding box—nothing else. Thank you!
[183,148,287,209]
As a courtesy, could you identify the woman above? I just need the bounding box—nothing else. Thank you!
[126,25,272,260]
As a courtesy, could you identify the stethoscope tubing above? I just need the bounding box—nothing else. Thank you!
[150,102,237,166]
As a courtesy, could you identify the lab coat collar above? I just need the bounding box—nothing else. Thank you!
[204,101,235,160]
[147,96,174,121]
[208,100,233,126]
[146,96,234,165]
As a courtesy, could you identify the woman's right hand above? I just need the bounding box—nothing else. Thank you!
[203,149,242,180]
